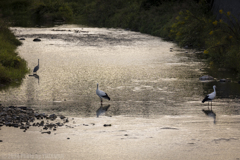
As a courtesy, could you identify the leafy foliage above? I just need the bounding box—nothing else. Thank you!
[206,10,240,73]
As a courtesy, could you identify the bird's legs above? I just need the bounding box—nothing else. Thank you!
[211,101,212,110]
[208,101,209,110]
[100,98,103,105]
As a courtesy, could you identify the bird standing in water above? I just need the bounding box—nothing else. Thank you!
[96,83,110,105]
[202,85,216,110]
[33,59,39,74]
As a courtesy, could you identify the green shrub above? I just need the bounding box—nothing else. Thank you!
[31,0,73,24]
[204,10,240,72]
[168,1,215,48]
[0,20,29,85]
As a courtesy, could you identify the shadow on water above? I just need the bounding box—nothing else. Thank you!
[96,104,111,117]
[202,109,216,124]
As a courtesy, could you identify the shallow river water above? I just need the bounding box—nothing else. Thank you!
[1,25,240,118]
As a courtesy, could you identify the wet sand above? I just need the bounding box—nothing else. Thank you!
[1,114,240,160]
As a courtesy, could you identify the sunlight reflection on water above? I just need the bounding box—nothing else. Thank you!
[1,25,240,117]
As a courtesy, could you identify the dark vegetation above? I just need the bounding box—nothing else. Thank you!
[0,20,29,87]
[1,0,240,84]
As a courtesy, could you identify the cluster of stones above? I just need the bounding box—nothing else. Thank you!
[0,105,68,134]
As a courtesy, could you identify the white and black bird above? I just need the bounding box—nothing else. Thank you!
[202,85,216,110]
[96,83,110,105]
[33,59,39,74]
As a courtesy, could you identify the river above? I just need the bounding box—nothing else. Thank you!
[1,24,240,118]
[1,25,240,160]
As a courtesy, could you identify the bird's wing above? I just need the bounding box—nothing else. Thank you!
[98,90,107,96]
[208,91,216,99]
[102,93,110,100]
[33,66,39,72]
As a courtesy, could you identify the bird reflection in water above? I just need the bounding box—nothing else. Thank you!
[29,74,40,84]
[96,105,110,117]
[202,109,216,124]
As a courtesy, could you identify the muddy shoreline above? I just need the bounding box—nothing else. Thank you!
[1,109,240,160]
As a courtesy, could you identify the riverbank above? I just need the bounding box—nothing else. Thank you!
[1,107,240,160]
[0,21,28,89]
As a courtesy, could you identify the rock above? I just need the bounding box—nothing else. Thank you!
[67,137,70,139]
[34,113,42,119]
[18,106,27,110]
[103,124,111,127]
[41,131,51,134]
[20,125,29,129]
[161,127,179,130]
[33,38,41,42]
[29,117,35,122]
[60,115,65,119]
[219,79,231,82]
[65,118,69,123]
[49,114,57,120]
[43,126,48,130]
[45,123,56,129]
[0,105,67,135]
[13,123,19,128]
[219,79,226,82]
[40,113,47,118]
[56,122,63,126]
[199,75,214,80]
[19,38,25,40]
[0,140,2,142]
[5,122,12,126]
[39,121,44,126]
[8,106,16,109]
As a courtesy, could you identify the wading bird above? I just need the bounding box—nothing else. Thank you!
[33,59,39,74]
[202,85,216,110]
[96,83,110,105]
